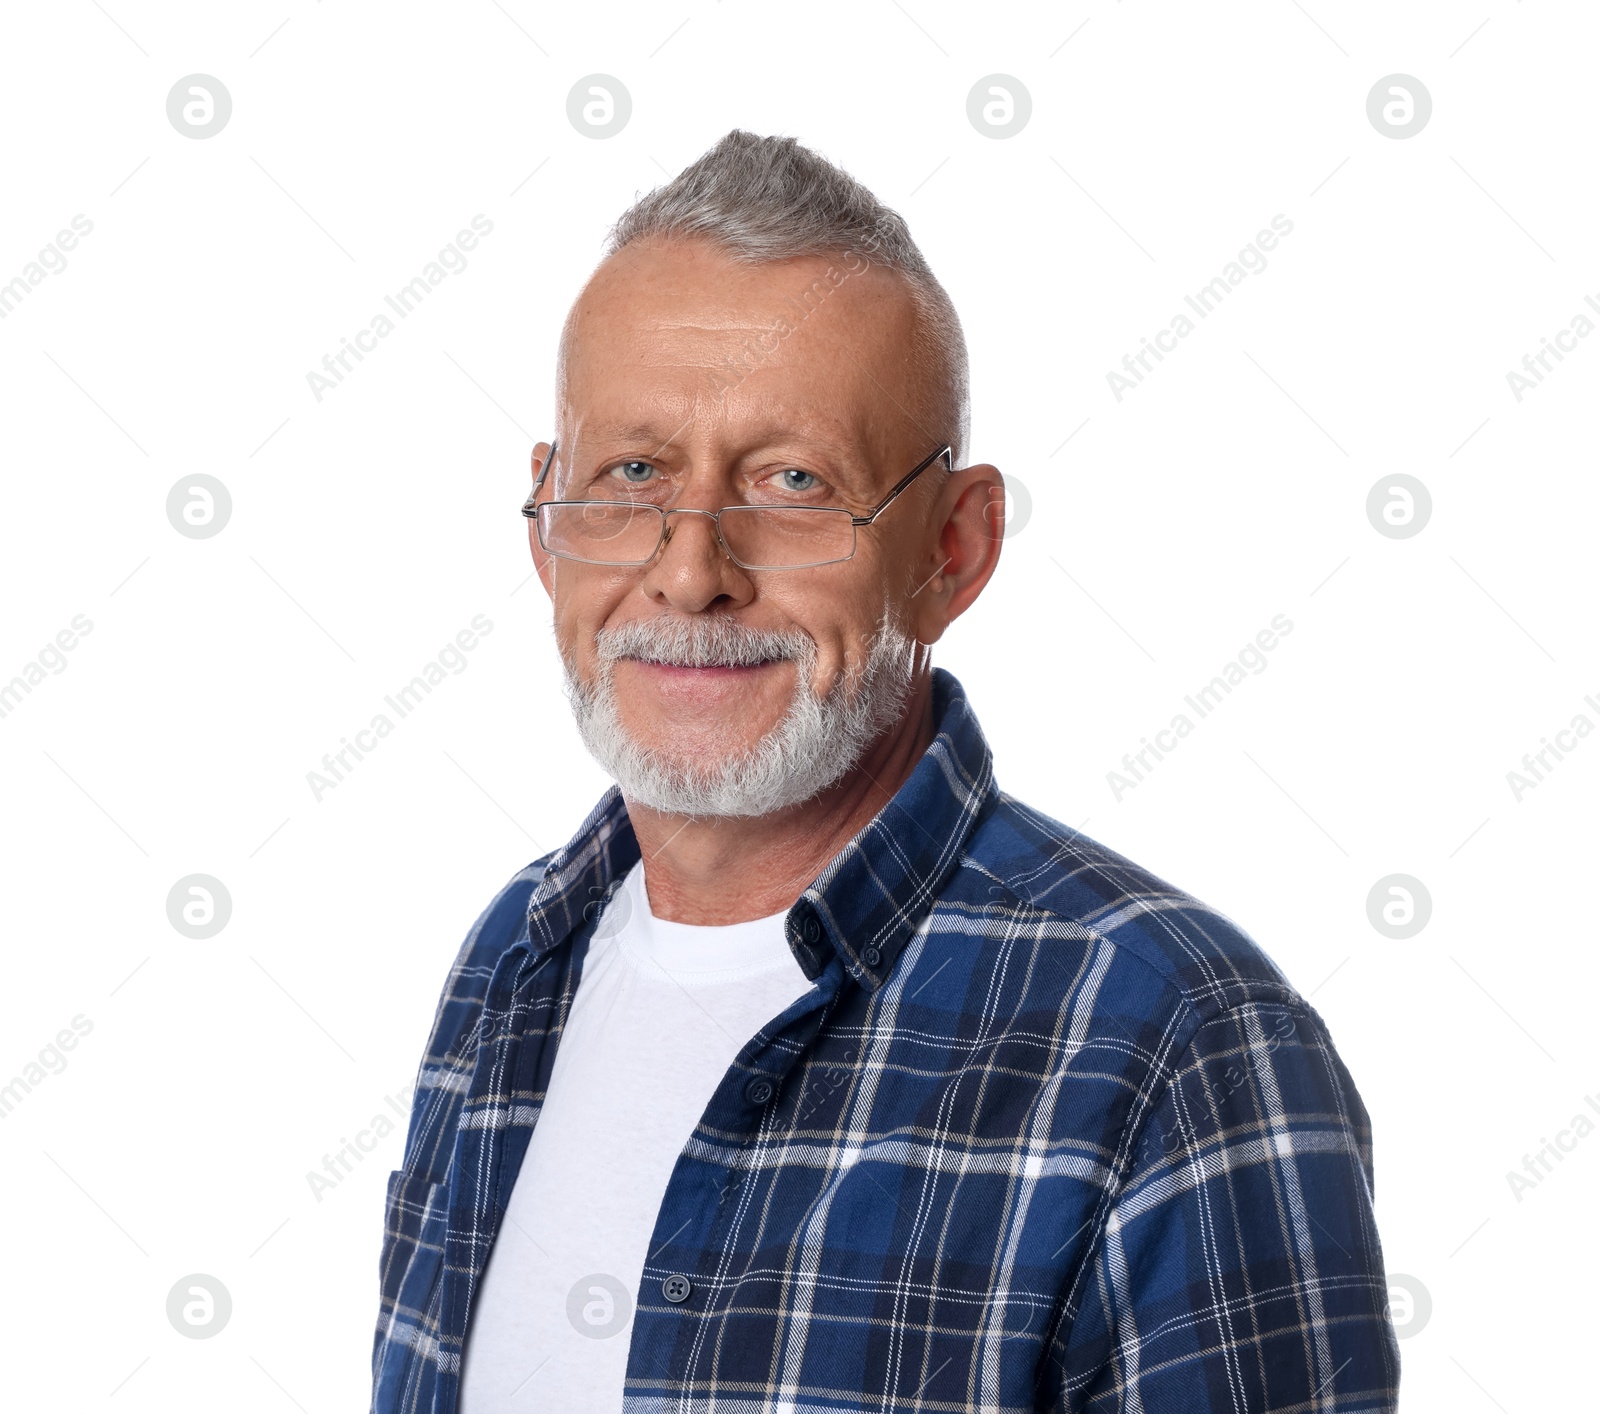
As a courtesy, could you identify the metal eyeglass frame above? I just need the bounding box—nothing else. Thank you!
[521,441,954,570]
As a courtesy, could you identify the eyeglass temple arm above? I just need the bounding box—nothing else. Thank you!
[851,444,953,526]
[523,441,559,514]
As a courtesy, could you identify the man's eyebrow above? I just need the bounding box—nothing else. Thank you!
[565,424,901,501]
[561,421,694,464]
[569,423,871,475]
[577,422,683,448]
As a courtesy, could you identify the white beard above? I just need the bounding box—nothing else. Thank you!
[563,613,916,818]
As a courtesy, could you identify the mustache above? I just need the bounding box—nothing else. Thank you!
[596,616,815,669]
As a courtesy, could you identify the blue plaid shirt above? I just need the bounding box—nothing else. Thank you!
[372,669,1399,1412]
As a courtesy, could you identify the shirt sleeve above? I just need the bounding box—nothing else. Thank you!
[1049,998,1401,1412]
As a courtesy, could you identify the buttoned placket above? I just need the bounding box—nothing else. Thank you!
[631,913,850,1335]
[438,898,858,1404]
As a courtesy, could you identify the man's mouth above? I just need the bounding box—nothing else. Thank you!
[625,655,782,671]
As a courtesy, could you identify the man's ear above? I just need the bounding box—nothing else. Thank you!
[906,463,1005,645]
[529,442,556,600]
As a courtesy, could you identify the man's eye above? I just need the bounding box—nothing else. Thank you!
[774,468,820,493]
[609,461,656,485]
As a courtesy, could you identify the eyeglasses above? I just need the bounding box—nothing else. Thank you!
[521,442,953,570]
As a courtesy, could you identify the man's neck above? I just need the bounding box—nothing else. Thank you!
[624,674,938,926]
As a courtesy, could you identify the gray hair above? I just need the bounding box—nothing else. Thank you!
[605,129,970,462]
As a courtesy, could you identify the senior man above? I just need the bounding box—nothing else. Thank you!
[372,131,1399,1413]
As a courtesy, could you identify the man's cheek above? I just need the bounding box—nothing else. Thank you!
[805,632,855,696]
[552,581,601,650]
[550,602,590,674]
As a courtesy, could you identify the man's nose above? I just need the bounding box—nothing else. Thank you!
[640,507,753,613]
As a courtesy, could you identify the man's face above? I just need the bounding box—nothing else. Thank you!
[533,238,970,810]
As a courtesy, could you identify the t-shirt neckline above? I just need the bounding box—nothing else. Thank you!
[608,861,800,981]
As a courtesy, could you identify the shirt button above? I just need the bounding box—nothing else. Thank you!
[861,946,882,967]
[744,1076,775,1105]
[802,916,821,944]
[662,1273,693,1304]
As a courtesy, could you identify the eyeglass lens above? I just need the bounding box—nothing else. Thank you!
[536,501,856,569]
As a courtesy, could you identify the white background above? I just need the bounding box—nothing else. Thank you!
[1,1,1594,1409]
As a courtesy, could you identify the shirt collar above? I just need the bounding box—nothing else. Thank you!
[522,668,998,989]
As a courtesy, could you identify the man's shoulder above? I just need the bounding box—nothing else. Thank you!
[956,789,1303,1027]
[397,854,556,1179]
[412,853,557,1076]
[434,854,556,1008]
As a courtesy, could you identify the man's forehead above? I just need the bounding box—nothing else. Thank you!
[570,243,912,334]
[559,404,874,465]
[585,320,792,367]
[557,241,932,462]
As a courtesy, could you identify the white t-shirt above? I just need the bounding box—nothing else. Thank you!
[457,861,815,1412]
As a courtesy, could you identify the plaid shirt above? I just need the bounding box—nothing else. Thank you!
[372,669,1399,1413]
